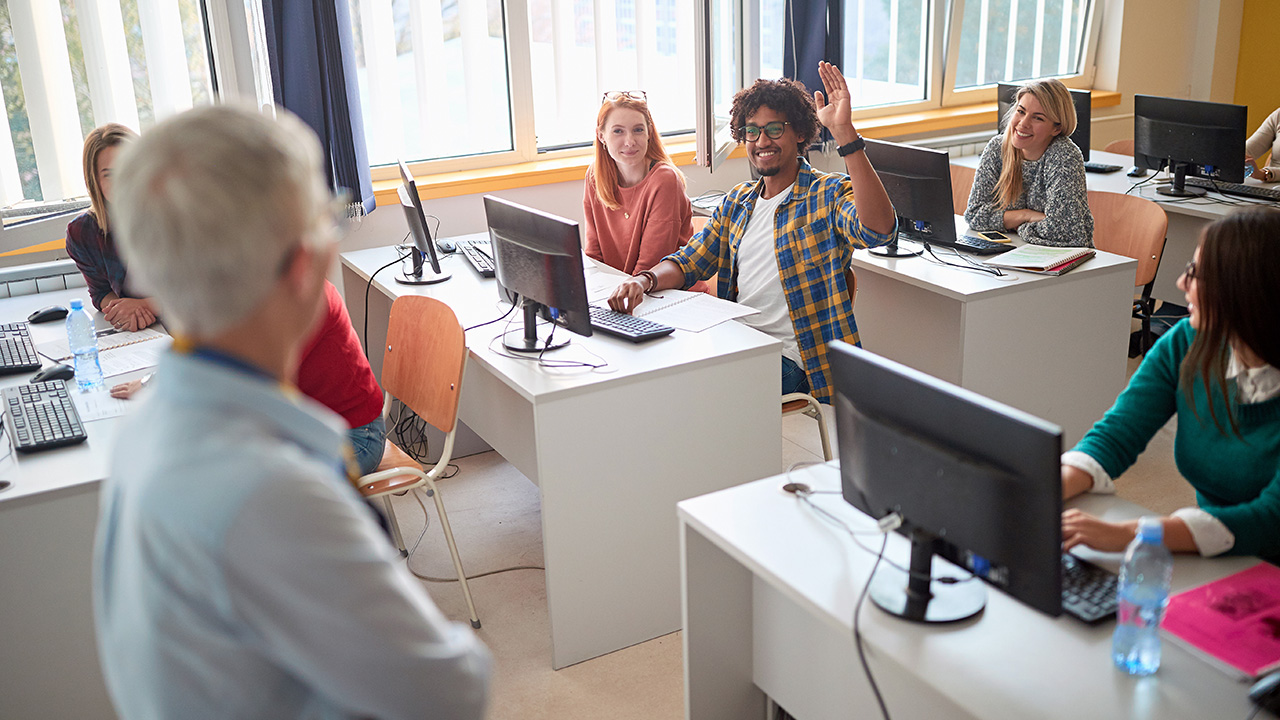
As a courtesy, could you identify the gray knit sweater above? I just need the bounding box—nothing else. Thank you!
[964,135,1094,247]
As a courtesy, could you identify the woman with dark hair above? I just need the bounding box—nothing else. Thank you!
[1061,207,1280,561]
[582,91,693,275]
[68,123,158,331]
[964,78,1093,247]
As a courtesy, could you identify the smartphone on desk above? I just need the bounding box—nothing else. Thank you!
[974,230,1011,243]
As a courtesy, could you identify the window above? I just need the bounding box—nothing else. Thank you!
[843,0,933,109]
[952,0,1093,90]
[0,0,215,210]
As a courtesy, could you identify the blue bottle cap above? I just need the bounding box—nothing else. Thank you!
[1137,516,1164,544]
[70,299,83,311]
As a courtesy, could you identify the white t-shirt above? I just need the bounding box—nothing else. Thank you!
[735,183,801,365]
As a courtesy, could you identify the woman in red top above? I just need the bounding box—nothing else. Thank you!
[583,91,695,275]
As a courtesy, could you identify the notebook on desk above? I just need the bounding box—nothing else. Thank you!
[983,245,1095,275]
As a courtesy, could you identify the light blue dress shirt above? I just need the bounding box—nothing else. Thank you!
[93,351,490,719]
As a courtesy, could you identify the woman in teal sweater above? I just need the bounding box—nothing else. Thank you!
[1060,207,1280,560]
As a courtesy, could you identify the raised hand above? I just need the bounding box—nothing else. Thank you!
[814,61,856,143]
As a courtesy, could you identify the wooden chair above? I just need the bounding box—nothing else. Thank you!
[357,295,480,628]
[1103,139,1134,157]
[950,163,976,216]
[1086,190,1168,357]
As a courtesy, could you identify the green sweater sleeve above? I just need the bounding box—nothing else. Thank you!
[1071,322,1189,478]
[1200,467,1280,558]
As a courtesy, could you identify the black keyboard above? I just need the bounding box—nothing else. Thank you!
[1084,162,1123,173]
[3,380,87,453]
[1061,553,1118,623]
[588,306,675,342]
[456,239,495,277]
[1183,176,1280,202]
[0,322,42,375]
[947,235,1015,255]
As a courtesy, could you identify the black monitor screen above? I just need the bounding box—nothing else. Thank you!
[863,139,955,253]
[997,83,1091,161]
[1134,94,1248,197]
[482,195,592,352]
[830,341,1064,622]
[395,160,449,285]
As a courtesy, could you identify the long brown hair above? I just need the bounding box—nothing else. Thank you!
[994,79,1077,209]
[591,95,680,211]
[82,123,137,234]
[1180,207,1280,433]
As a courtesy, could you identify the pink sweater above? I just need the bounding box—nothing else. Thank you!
[583,163,693,274]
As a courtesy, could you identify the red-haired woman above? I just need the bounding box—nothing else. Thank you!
[583,91,694,274]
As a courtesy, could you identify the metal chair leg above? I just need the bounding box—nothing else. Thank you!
[424,483,481,629]
[383,495,408,557]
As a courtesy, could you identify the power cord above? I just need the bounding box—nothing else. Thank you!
[362,236,413,361]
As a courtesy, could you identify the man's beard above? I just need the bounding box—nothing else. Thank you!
[753,163,780,177]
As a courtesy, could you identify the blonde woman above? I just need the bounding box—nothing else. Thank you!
[582,91,694,274]
[67,123,158,331]
[964,79,1093,247]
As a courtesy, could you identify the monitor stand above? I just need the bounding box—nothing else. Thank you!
[503,300,570,353]
[1157,162,1207,198]
[394,251,451,285]
[869,237,923,258]
[868,529,986,623]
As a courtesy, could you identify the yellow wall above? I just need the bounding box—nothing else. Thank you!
[1235,0,1280,144]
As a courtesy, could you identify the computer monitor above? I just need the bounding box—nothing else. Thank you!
[829,341,1064,623]
[396,159,450,285]
[1134,94,1248,197]
[482,195,593,353]
[862,139,954,257]
[997,83,1091,161]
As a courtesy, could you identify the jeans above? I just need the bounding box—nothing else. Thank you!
[781,356,811,396]
[349,415,388,476]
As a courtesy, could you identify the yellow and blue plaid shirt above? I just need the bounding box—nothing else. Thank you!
[665,158,896,403]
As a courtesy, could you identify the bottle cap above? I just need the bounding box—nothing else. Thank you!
[1137,516,1164,544]
[70,299,83,311]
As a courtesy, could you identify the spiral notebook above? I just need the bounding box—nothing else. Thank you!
[38,327,169,363]
[982,245,1095,275]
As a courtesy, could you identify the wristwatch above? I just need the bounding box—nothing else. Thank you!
[836,136,866,157]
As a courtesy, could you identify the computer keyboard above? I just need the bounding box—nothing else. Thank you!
[1061,553,1118,623]
[455,238,496,277]
[1083,162,1123,173]
[0,322,42,375]
[3,380,87,453]
[588,306,675,343]
[951,235,1015,255]
[1183,176,1280,202]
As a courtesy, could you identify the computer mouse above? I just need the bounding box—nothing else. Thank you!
[1127,166,1148,178]
[30,364,75,384]
[435,239,456,254]
[27,305,68,324]
[1249,670,1280,714]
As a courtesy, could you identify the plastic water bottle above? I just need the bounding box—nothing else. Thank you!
[66,299,104,392]
[1245,160,1258,179]
[1112,516,1173,676]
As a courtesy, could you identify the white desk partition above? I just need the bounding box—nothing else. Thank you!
[680,463,1262,720]
[953,148,1280,304]
[850,218,1136,446]
[341,240,783,669]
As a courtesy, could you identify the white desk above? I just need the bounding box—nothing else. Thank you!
[341,240,783,669]
[0,288,134,720]
[954,148,1280,304]
[850,221,1136,446]
[680,463,1265,720]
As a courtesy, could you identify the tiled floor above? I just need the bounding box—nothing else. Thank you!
[390,353,1186,719]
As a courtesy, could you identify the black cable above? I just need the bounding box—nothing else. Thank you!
[1243,702,1262,720]
[916,242,1005,278]
[362,236,413,361]
[854,534,893,720]
[464,303,519,332]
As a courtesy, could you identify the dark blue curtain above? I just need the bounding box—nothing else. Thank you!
[782,0,842,97]
[261,0,375,216]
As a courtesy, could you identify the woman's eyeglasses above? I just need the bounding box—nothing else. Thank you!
[741,121,790,142]
[602,90,647,103]
[1182,259,1197,280]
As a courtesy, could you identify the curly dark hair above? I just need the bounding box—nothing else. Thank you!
[729,77,819,146]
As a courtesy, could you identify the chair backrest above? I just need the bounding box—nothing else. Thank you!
[1103,139,1134,157]
[1086,190,1168,288]
[950,163,976,216]
[381,295,467,434]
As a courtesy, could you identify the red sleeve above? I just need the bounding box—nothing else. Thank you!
[296,282,384,429]
[583,167,605,264]
[635,166,692,272]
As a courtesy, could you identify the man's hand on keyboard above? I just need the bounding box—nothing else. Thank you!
[608,278,647,314]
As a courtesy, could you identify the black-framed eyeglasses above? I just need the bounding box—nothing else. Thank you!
[1182,259,1197,280]
[602,90,647,103]
[742,122,790,142]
